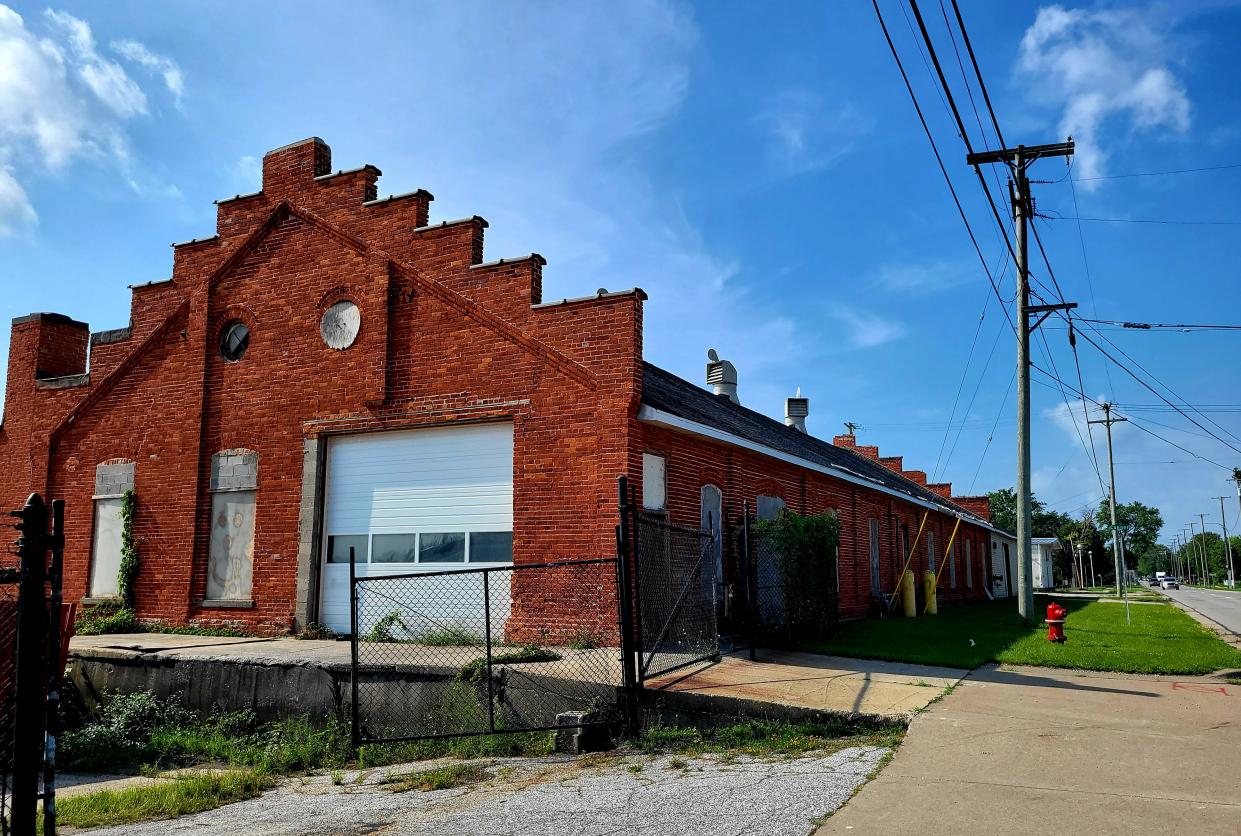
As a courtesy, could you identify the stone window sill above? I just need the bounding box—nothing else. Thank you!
[80,596,121,606]
[200,599,255,609]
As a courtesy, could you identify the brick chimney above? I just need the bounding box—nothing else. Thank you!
[928,482,953,498]
[953,495,992,521]
[855,445,880,461]
[262,137,332,189]
[10,313,89,380]
[879,456,904,473]
[832,433,856,448]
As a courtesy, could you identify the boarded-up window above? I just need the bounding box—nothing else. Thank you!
[207,450,257,602]
[927,531,936,573]
[965,540,974,588]
[757,495,786,521]
[89,461,134,598]
[642,453,666,510]
[948,542,957,589]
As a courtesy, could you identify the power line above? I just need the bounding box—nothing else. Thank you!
[1073,161,1241,182]
[968,368,1017,494]
[1029,365,1234,469]
[1051,214,1241,227]
[870,0,1015,333]
[1077,318,1241,332]
[906,0,1023,276]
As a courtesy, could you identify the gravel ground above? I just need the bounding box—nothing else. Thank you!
[79,747,889,836]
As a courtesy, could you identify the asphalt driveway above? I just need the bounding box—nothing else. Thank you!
[79,748,891,836]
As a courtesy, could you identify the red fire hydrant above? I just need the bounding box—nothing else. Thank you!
[1046,602,1067,643]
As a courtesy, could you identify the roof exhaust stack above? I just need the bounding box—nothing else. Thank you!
[706,349,738,404]
[784,387,809,432]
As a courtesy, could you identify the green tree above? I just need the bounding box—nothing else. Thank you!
[986,489,1075,538]
[1094,499,1162,571]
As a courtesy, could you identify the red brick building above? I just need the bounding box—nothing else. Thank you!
[0,138,1013,636]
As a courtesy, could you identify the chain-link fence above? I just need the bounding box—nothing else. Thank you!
[350,558,625,745]
[633,513,718,681]
[0,570,19,834]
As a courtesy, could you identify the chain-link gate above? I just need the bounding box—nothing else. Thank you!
[349,556,631,746]
[627,501,719,683]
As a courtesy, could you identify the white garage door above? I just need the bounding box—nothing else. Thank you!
[318,422,514,632]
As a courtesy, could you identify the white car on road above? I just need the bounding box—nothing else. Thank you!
[1159,576,1180,590]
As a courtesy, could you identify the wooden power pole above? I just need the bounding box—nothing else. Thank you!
[968,140,1076,624]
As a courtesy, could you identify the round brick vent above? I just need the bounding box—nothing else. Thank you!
[320,301,360,350]
[219,321,250,362]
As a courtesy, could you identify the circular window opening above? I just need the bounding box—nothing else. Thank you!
[321,300,361,350]
[219,321,250,363]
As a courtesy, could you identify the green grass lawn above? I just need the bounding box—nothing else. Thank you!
[803,598,1241,674]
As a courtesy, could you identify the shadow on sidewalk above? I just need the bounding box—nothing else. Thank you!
[967,664,1159,698]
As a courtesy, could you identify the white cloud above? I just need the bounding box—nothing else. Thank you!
[1018,5,1190,184]
[0,5,177,232]
[350,0,814,415]
[751,89,870,177]
[873,258,971,295]
[0,167,35,236]
[828,306,905,349]
[112,38,183,105]
[44,9,147,118]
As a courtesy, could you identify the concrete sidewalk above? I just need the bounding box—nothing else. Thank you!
[648,650,964,721]
[817,664,1240,835]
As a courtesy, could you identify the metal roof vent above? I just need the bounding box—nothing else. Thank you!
[705,349,738,404]
[784,387,809,432]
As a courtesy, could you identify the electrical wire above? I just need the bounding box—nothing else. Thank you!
[870,0,1015,333]
[1073,162,1241,182]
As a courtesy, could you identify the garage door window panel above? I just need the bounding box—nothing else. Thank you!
[420,532,466,563]
[469,531,512,563]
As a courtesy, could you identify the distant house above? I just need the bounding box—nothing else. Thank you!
[1031,537,1059,591]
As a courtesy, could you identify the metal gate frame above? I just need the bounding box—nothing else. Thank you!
[619,478,720,685]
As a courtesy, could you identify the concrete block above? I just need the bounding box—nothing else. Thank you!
[554,711,611,754]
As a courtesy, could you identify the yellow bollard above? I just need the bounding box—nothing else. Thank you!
[901,569,916,617]
[924,570,938,615]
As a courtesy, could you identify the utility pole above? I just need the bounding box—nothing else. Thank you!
[1188,522,1202,585]
[1213,497,1234,587]
[968,140,1076,624]
[1197,512,1212,585]
[1088,403,1127,601]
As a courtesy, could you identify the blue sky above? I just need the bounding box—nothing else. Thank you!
[2,0,1239,542]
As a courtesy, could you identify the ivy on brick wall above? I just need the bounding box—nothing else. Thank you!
[754,508,841,640]
[117,489,139,610]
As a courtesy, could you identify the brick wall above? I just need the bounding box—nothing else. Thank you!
[638,424,993,620]
[0,138,640,636]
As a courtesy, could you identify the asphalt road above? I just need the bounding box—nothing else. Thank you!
[1161,585,1241,636]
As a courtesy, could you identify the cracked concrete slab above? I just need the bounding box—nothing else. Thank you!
[79,748,890,836]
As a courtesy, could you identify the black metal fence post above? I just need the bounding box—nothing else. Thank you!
[482,570,496,734]
[348,546,360,754]
[742,501,755,661]
[10,493,48,836]
[615,476,639,735]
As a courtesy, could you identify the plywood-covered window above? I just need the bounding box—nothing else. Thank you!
[642,453,666,511]
[207,449,257,603]
[88,461,134,599]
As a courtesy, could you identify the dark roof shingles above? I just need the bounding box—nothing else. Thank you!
[640,363,983,522]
